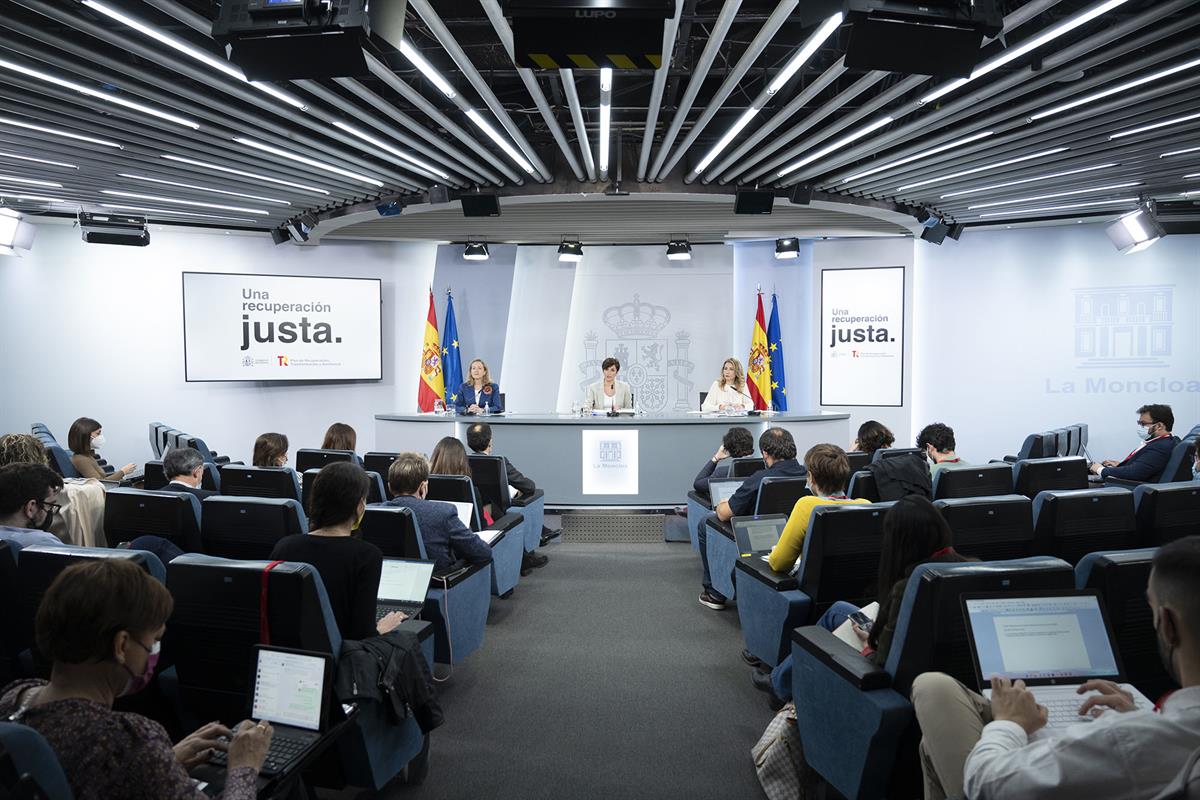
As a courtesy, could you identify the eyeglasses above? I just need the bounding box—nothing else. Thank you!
[37,499,62,516]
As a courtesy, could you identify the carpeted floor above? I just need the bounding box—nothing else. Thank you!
[364,541,774,800]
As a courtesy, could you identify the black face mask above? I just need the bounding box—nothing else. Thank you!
[1156,610,1180,686]
[38,506,56,533]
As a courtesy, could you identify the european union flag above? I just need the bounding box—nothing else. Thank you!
[442,291,463,402]
[768,293,787,412]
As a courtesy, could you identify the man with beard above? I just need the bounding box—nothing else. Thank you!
[910,535,1200,800]
[0,462,65,549]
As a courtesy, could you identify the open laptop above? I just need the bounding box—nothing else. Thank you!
[205,646,334,778]
[962,590,1153,735]
[709,479,744,507]
[376,558,435,624]
[730,514,788,556]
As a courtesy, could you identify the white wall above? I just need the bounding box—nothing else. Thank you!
[0,223,436,467]
[912,225,1200,463]
[500,245,578,412]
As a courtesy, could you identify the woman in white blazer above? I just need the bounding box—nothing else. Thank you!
[586,357,634,410]
[701,358,752,411]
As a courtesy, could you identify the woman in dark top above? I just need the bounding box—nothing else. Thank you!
[0,559,271,800]
[428,436,490,526]
[269,461,406,640]
[251,432,289,468]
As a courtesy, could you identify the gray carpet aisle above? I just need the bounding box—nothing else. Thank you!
[384,541,773,800]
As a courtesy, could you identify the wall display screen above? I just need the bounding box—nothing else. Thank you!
[820,266,904,406]
[182,272,382,382]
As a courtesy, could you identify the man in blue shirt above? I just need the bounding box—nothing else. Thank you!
[0,462,65,550]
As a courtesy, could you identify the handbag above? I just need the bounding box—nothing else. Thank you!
[752,702,809,800]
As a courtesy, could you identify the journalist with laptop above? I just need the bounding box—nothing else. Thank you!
[912,536,1200,800]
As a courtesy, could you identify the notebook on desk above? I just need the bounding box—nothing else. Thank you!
[962,590,1153,736]
[438,500,475,528]
[730,514,788,555]
[376,558,435,623]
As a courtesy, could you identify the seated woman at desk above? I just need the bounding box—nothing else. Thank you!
[701,357,751,412]
[67,417,137,481]
[585,357,633,411]
[453,358,503,415]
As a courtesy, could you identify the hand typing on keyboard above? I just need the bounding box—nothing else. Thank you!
[1076,679,1137,717]
[376,609,409,634]
[227,719,273,773]
[989,676,1048,736]
[174,721,233,768]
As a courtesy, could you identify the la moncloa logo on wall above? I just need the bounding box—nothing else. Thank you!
[1074,284,1173,370]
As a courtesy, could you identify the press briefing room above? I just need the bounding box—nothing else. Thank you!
[2,0,1200,798]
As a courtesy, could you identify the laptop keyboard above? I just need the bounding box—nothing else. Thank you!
[208,731,313,776]
[1042,697,1095,728]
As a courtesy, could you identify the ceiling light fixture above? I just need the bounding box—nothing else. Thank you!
[0,56,199,129]
[774,237,800,260]
[778,116,895,177]
[941,163,1119,198]
[977,197,1138,217]
[0,150,78,169]
[118,173,290,205]
[399,39,458,99]
[898,147,1070,191]
[696,109,760,175]
[463,240,490,261]
[100,189,270,215]
[918,0,1131,106]
[558,238,583,263]
[0,193,65,203]
[1029,56,1200,121]
[1161,146,1200,158]
[331,121,450,179]
[0,174,63,188]
[1109,112,1200,140]
[840,130,995,184]
[1105,206,1164,253]
[465,110,534,174]
[0,115,122,148]
[99,203,256,224]
[967,182,1142,210]
[80,0,308,110]
[159,155,330,195]
[598,68,612,174]
[233,137,384,187]
[768,13,844,95]
[666,238,692,261]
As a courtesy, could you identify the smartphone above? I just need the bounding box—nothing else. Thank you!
[848,611,874,632]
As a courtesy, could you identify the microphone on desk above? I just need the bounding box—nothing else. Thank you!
[607,395,620,417]
[734,387,763,415]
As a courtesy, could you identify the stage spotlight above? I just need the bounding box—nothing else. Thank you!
[270,227,289,245]
[1105,206,1164,254]
[463,240,490,261]
[666,238,692,261]
[375,199,402,217]
[919,222,950,244]
[774,237,800,259]
[946,222,965,240]
[558,238,583,262]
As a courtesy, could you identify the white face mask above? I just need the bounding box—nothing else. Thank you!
[1136,425,1154,442]
[91,434,106,449]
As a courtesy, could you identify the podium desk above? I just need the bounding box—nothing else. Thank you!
[375,412,850,508]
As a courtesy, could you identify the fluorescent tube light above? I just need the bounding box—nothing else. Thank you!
[919,0,1131,106]
[81,0,308,110]
[0,115,122,148]
[118,174,290,205]
[1109,112,1200,140]
[159,155,329,195]
[0,56,199,129]
[0,193,65,203]
[778,116,894,177]
[1029,56,1200,121]
[332,121,450,179]
[696,109,759,174]
[967,182,1141,210]
[400,39,457,99]
[768,13,843,95]
[977,197,1137,217]
[233,137,384,187]
[841,130,995,184]
[100,203,256,223]
[100,190,270,215]
[1161,146,1200,158]
[599,68,612,173]
[941,163,1118,198]
[465,110,534,174]
[898,147,1070,191]
[0,151,77,169]
[0,174,63,188]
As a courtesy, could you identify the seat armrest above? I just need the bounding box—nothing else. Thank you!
[1103,476,1142,488]
[792,626,891,691]
[706,514,734,540]
[397,619,433,642]
[487,512,524,533]
[735,555,797,590]
[686,491,712,508]
[510,489,545,507]
[434,560,489,588]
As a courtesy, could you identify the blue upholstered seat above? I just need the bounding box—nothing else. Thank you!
[1011,455,1090,498]
[218,464,302,501]
[1133,482,1200,546]
[1032,486,1137,564]
[103,488,203,553]
[703,515,738,599]
[754,476,809,515]
[199,496,307,559]
[933,494,1035,561]
[0,721,74,799]
[932,463,1014,499]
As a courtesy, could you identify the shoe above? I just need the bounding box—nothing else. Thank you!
[523,552,548,569]
[540,527,562,547]
[741,648,766,670]
[752,669,785,712]
[520,563,533,577]
[698,589,727,610]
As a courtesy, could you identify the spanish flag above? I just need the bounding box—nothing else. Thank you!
[418,289,445,412]
[746,292,772,411]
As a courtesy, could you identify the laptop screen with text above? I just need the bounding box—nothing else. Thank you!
[252,648,327,731]
[710,480,743,506]
[378,559,435,604]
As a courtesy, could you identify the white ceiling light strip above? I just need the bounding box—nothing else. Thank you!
[80,0,308,111]
[100,189,270,215]
[465,110,534,174]
[598,68,612,176]
[1029,56,1200,121]
[941,163,1119,198]
[977,197,1138,217]
[0,115,122,148]
[840,130,995,184]
[919,0,1131,106]
[233,137,384,187]
[778,116,894,177]
[0,150,78,169]
[1109,112,1200,140]
[117,173,291,205]
[0,56,199,129]
[332,121,450,180]
[694,13,842,176]
[897,147,1069,191]
[100,203,256,223]
[0,174,63,188]
[399,39,458,99]
[0,192,66,203]
[159,155,329,195]
[967,181,1142,210]
[1160,146,1200,158]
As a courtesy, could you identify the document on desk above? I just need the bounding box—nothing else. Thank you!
[477,529,502,545]
[832,602,879,650]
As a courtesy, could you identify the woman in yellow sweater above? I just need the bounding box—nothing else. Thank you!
[767,443,870,574]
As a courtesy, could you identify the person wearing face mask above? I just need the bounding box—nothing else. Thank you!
[67,417,137,481]
[0,462,66,549]
[910,535,1200,800]
[269,462,407,639]
[1090,403,1180,481]
[251,431,290,469]
[0,558,273,799]
[916,422,968,479]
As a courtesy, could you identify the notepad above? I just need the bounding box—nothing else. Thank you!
[477,529,502,545]
[832,602,879,650]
